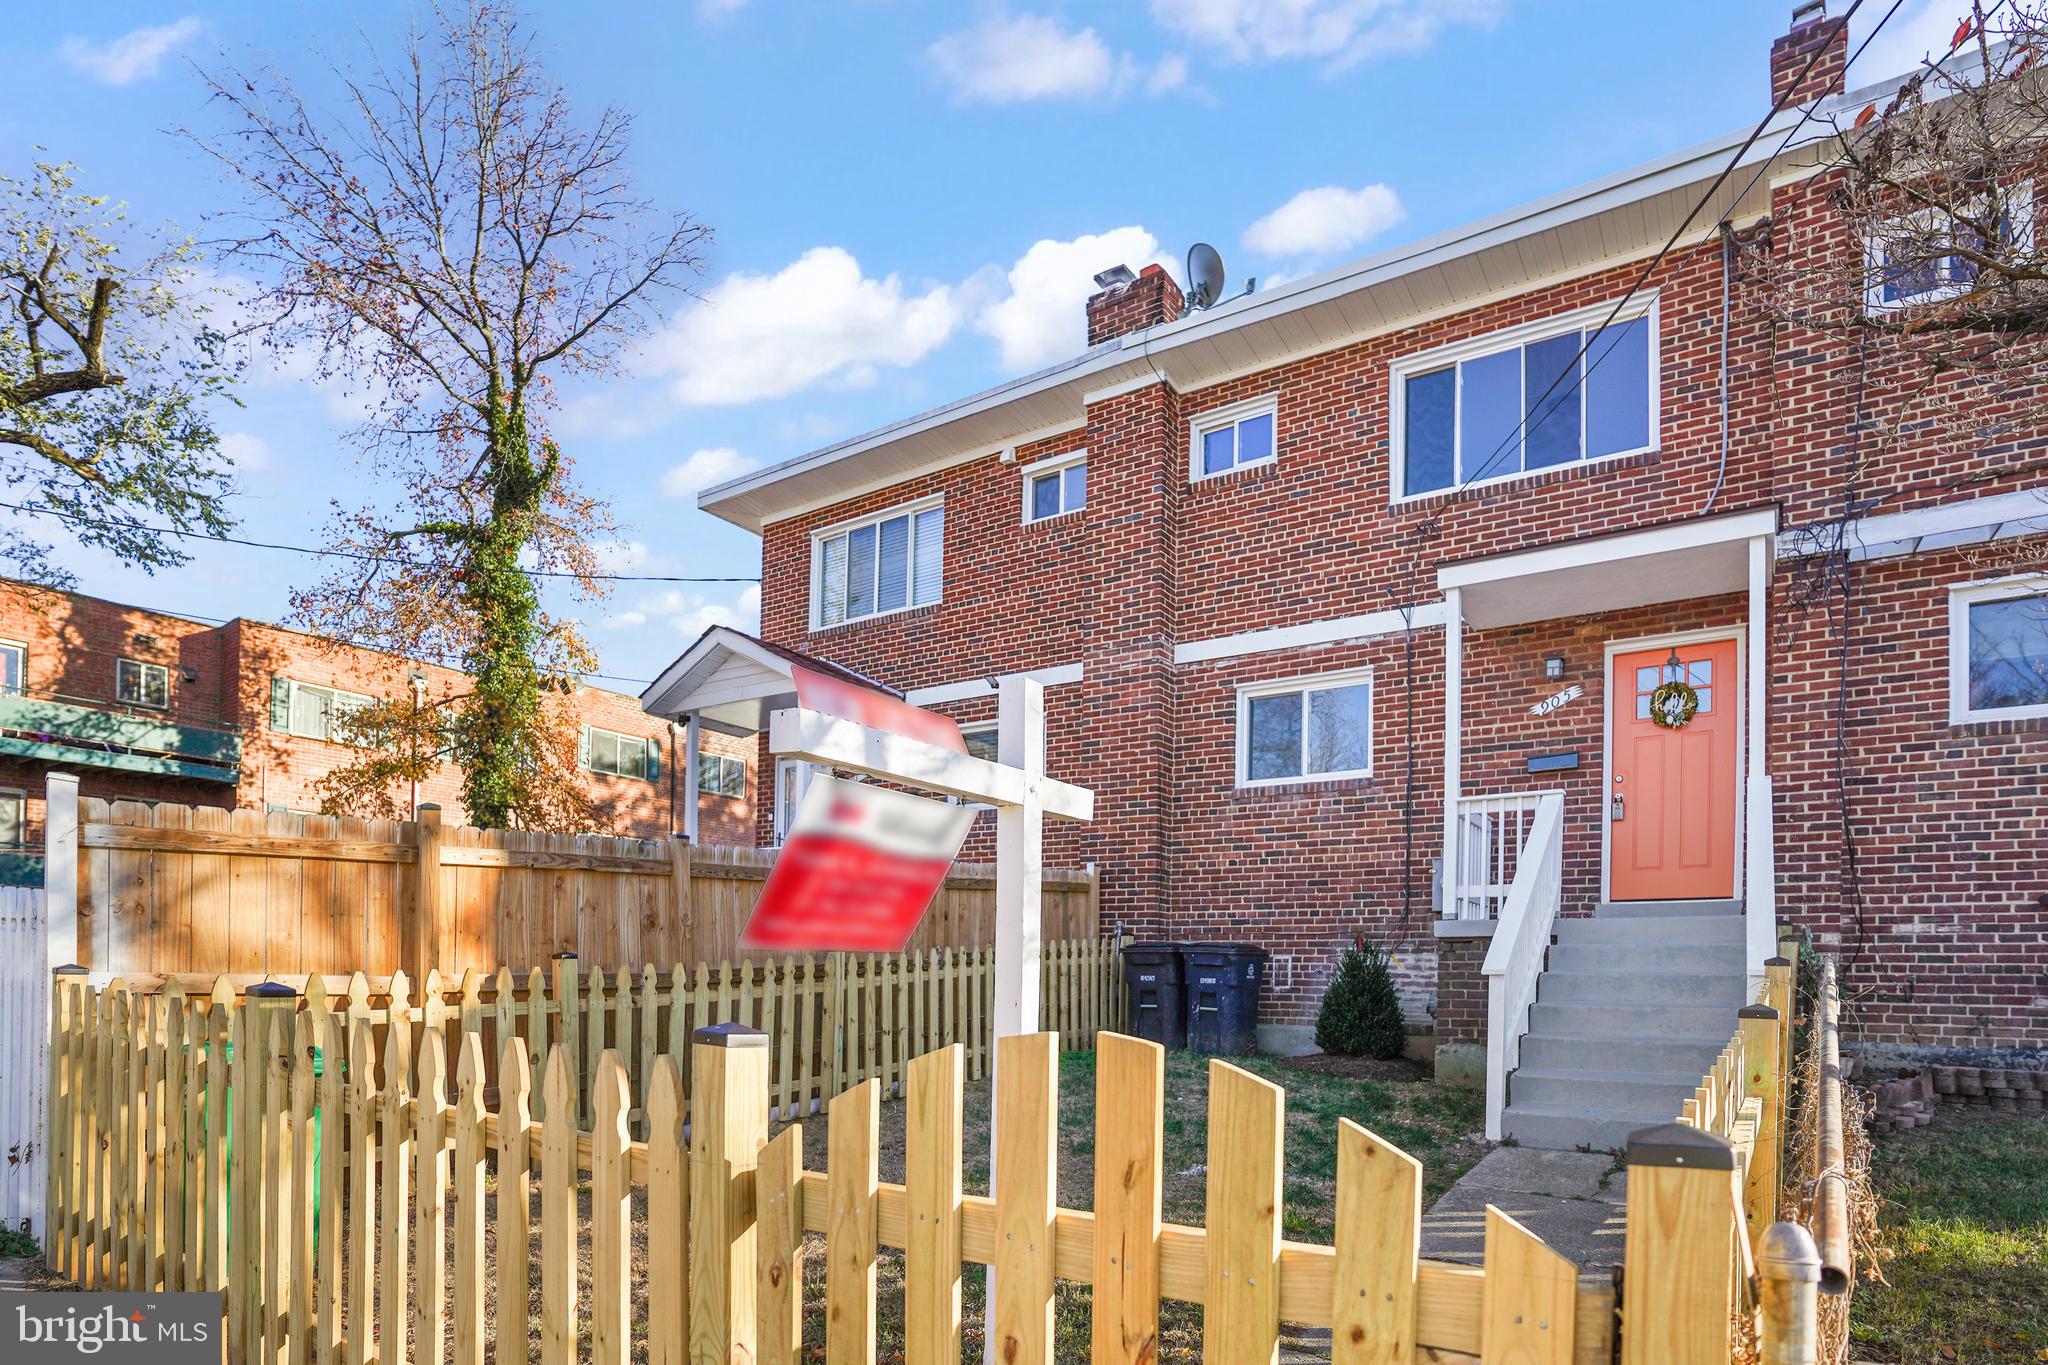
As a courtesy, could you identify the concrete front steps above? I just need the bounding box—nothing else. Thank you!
[1501,899,1746,1152]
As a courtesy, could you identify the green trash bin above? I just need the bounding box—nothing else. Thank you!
[190,1022,327,1246]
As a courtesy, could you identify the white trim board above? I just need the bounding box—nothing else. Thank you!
[1781,489,2048,563]
[1175,602,1449,666]
[906,663,1085,707]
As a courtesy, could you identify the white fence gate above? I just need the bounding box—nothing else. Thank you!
[0,887,48,1236]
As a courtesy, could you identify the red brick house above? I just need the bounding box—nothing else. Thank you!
[0,579,756,869]
[646,7,2048,1145]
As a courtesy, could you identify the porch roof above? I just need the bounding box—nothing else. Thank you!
[638,626,898,737]
[1438,508,1778,629]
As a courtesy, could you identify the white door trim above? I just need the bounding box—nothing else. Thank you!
[1600,625,1746,904]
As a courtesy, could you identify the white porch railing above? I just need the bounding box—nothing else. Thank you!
[1445,791,1555,921]
[1479,791,1566,1141]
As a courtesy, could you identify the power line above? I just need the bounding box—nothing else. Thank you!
[1427,0,1887,507]
[0,500,760,584]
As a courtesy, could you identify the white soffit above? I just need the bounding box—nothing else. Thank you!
[1442,509,1779,630]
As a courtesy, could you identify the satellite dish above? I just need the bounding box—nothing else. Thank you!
[1185,243,1226,310]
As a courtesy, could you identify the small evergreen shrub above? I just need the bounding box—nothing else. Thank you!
[1315,936,1407,1059]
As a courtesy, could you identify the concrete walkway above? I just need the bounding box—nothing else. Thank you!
[1420,1146,1630,1280]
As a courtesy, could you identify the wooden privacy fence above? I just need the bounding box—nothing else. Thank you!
[53,788,1100,980]
[46,981,1825,1365]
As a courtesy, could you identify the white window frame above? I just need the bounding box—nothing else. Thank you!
[0,638,24,696]
[280,678,375,742]
[1020,449,1087,524]
[1948,574,2048,724]
[697,752,747,798]
[1386,292,1660,504]
[1865,184,2036,313]
[1188,393,1279,483]
[116,658,169,710]
[0,787,24,847]
[808,493,944,632]
[584,725,653,780]
[1234,665,1375,789]
[773,757,816,844]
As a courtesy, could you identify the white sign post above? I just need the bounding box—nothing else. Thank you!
[766,675,1089,1358]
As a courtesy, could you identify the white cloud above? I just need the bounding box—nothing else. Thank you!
[660,448,757,498]
[1147,52,1192,94]
[929,13,1117,103]
[609,584,763,638]
[638,248,965,406]
[217,431,273,474]
[1244,184,1405,258]
[60,18,203,86]
[976,226,1168,372]
[1149,0,1504,68]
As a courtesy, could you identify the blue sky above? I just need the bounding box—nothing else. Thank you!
[0,0,1962,690]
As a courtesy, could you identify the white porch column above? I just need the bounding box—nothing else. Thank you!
[681,715,701,843]
[1441,587,1463,920]
[1744,535,1777,985]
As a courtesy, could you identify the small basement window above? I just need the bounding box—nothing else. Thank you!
[1236,667,1373,786]
[1950,576,2048,723]
[1190,395,1277,481]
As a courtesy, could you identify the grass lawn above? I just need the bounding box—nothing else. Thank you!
[788,1048,1487,1362]
[1850,1110,2048,1364]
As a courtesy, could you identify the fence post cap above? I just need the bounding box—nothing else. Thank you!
[245,981,297,1000]
[1765,955,1793,967]
[551,951,579,961]
[52,963,88,975]
[1738,1003,1781,1020]
[1624,1122,1737,1171]
[693,1022,769,1049]
[1756,1221,1822,1278]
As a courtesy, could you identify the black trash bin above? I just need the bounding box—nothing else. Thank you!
[1183,944,1268,1056]
[1122,942,1187,1050]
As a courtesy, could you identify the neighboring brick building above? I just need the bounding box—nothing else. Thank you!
[649,6,2048,1061]
[0,579,755,868]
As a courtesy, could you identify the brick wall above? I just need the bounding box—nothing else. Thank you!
[1434,934,1491,1047]
[740,146,2048,1044]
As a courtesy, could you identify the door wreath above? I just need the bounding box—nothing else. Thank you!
[1649,677,1701,729]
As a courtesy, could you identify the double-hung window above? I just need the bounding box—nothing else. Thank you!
[697,753,747,797]
[1949,577,2048,723]
[1190,395,1277,480]
[1391,296,1656,500]
[1023,451,1086,522]
[584,726,656,780]
[0,640,23,696]
[813,498,944,628]
[116,659,169,709]
[1868,186,2034,310]
[1236,667,1373,787]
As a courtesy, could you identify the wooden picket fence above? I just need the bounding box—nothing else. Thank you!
[44,968,1827,1365]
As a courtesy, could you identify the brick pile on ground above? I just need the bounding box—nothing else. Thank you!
[1869,1066,2048,1130]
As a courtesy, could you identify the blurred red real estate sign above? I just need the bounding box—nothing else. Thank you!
[740,774,975,952]
[791,663,966,753]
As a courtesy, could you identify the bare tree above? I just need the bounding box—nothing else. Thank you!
[189,0,709,830]
[0,160,239,585]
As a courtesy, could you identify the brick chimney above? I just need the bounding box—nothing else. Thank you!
[1085,263,1184,346]
[1771,1,1849,106]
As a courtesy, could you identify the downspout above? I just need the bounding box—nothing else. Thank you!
[1705,222,1736,513]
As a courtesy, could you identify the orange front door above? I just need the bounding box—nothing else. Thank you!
[1609,638,1739,901]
